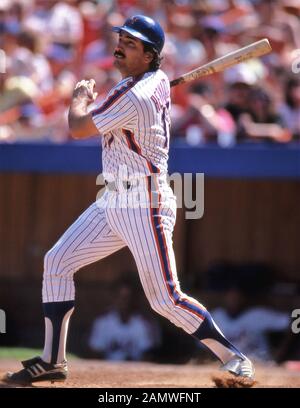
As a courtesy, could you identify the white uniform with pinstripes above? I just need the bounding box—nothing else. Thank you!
[43,70,207,335]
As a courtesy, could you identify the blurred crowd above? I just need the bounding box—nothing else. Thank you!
[0,0,300,145]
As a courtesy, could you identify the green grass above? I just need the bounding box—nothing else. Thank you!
[0,347,77,360]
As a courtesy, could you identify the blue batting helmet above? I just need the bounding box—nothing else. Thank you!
[112,15,165,54]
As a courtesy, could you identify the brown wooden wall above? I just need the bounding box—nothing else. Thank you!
[0,173,299,286]
[188,178,300,281]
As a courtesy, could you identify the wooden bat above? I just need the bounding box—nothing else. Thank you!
[170,38,272,87]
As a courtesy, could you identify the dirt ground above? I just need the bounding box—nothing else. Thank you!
[0,359,299,388]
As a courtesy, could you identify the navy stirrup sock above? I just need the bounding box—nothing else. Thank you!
[42,301,75,364]
[192,311,244,363]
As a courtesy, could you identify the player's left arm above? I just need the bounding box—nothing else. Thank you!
[68,79,99,139]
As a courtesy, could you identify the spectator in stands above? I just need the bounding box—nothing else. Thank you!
[239,87,291,142]
[48,0,83,58]
[23,0,53,38]
[172,82,236,146]
[224,82,252,125]
[126,0,167,26]
[83,13,121,70]
[11,30,53,94]
[279,76,300,140]
[250,0,300,51]
[0,0,299,144]
[88,280,161,361]
[168,12,206,73]
[211,284,290,361]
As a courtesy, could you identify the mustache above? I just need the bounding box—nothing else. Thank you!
[114,49,125,58]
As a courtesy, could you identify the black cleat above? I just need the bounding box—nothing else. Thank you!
[21,356,42,369]
[4,357,68,385]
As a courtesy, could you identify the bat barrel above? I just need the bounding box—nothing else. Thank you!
[170,38,272,88]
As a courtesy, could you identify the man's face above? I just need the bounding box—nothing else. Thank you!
[113,31,153,77]
[228,83,251,107]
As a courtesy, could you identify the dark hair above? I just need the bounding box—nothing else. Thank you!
[249,87,271,106]
[285,77,300,109]
[143,42,163,71]
[190,82,212,96]
[17,31,37,53]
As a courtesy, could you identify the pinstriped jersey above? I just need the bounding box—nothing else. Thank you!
[91,69,171,181]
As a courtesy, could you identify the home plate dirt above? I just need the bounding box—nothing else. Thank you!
[0,359,299,388]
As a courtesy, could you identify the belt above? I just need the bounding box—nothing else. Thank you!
[104,175,163,192]
[104,180,132,191]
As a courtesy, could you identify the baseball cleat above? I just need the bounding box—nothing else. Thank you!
[221,356,255,379]
[21,356,42,369]
[4,357,68,385]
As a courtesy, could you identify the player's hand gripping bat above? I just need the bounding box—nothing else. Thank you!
[170,39,272,87]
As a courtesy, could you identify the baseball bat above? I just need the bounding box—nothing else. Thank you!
[170,38,272,87]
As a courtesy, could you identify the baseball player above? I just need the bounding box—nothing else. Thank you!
[6,15,254,385]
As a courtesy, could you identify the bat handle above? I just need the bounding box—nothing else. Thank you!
[170,77,184,88]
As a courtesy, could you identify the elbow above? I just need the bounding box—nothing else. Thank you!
[68,112,97,139]
[69,125,96,140]
[69,127,84,139]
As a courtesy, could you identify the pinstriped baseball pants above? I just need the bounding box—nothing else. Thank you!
[42,185,207,335]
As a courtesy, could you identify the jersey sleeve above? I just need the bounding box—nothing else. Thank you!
[91,93,136,135]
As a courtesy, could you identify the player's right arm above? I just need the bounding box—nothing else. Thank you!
[69,78,137,139]
[68,79,99,139]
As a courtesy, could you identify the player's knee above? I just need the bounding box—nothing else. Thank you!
[44,248,54,273]
[44,244,80,278]
[148,297,163,314]
[149,300,165,316]
[43,246,62,275]
[148,298,189,330]
[148,297,175,319]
